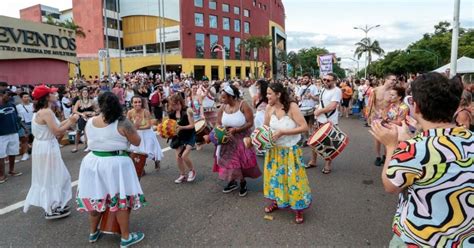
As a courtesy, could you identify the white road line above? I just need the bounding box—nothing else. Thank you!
[0,147,172,216]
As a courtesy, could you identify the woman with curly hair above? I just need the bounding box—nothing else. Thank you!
[76,92,146,247]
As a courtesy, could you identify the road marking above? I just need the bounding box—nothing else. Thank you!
[0,147,172,216]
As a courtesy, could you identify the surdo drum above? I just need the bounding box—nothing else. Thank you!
[307,122,349,161]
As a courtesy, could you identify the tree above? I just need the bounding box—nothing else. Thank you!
[243,35,273,78]
[287,51,300,77]
[44,15,86,38]
[354,37,384,74]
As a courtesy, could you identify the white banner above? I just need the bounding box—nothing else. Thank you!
[319,54,334,76]
[156,26,180,42]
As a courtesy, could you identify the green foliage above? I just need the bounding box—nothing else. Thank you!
[44,15,86,38]
[369,21,474,77]
[354,37,384,71]
[284,47,345,79]
[242,35,273,78]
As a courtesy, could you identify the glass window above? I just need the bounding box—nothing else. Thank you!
[106,17,118,29]
[223,17,230,30]
[234,20,240,32]
[209,0,217,9]
[223,36,230,59]
[210,35,218,59]
[244,22,250,33]
[194,0,203,7]
[244,9,250,17]
[194,13,204,27]
[253,0,256,7]
[195,33,205,58]
[209,15,218,28]
[235,38,241,60]
[234,6,240,15]
[105,0,118,12]
[222,4,229,12]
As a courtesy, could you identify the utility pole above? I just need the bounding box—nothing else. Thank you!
[449,0,461,79]
[158,0,164,81]
[115,0,123,83]
[161,0,167,79]
[353,24,380,79]
[103,0,111,80]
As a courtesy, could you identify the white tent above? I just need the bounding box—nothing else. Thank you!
[434,56,474,74]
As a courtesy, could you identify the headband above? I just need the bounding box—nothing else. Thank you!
[223,85,235,96]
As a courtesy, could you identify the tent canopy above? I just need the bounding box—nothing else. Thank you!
[434,56,474,74]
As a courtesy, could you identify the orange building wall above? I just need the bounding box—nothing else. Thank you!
[19,4,42,23]
[72,0,105,57]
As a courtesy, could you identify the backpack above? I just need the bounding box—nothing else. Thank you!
[150,92,161,107]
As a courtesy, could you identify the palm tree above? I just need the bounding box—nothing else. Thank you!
[60,19,86,38]
[242,37,258,78]
[354,37,384,73]
[243,35,272,78]
[287,51,300,77]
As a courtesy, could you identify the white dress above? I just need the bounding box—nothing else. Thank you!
[24,114,72,214]
[130,128,163,161]
[76,118,145,212]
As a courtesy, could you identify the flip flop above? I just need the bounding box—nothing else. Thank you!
[305,163,317,169]
[321,168,332,174]
[71,149,78,153]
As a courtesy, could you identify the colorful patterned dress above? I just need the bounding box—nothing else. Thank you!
[387,127,473,246]
[386,102,409,123]
[263,114,312,211]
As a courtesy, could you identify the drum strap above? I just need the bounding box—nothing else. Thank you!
[298,85,310,107]
[92,150,129,157]
[320,89,336,119]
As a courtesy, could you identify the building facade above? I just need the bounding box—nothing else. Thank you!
[20,0,286,81]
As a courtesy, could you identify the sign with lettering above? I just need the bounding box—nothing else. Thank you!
[0,15,77,64]
[155,26,180,42]
[318,54,335,76]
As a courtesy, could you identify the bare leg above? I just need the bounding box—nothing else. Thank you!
[20,137,28,155]
[308,150,318,166]
[374,139,382,158]
[175,149,186,174]
[88,211,102,233]
[116,209,130,240]
[324,160,332,171]
[8,155,16,173]
[181,145,194,171]
[74,131,81,150]
[0,158,5,179]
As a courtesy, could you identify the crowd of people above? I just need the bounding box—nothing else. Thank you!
[0,69,472,247]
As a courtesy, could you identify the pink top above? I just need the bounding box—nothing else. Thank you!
[112,87,125,105]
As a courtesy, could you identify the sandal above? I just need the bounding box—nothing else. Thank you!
[295,211,304,224]
[321,168,331,174]
[71,149,78,153]
[264,202,279,213]
[8,171,23,177]
[305,163,317,169]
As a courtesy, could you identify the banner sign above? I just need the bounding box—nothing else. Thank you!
[318,54,335,76]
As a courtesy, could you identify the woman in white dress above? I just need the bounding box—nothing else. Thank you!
[253,80,269,156]
[127,96,163,170]
[24,85,79,219]
[76,92,146,247]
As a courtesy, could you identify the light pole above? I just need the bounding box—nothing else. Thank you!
[449,0,460,78]
[407,49,440,67]
[354,24,380,79]
[339,57,360,76]
[211,44,227,80]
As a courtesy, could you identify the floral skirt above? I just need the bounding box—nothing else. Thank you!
[264,145,312,211]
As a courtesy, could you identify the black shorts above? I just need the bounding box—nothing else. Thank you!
[304,114,314,124]
[341,98,350,107]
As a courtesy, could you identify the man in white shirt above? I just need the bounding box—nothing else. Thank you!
[16,92,34,161]
[307,73,342,173]
[297,74,319,142]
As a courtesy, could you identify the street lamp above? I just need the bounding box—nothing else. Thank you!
[406,49,440,67]
[354,24,381,79]
[339,57,360,76]
[211,43,227,80]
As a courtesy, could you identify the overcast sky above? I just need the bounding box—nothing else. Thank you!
[1,0,473,69]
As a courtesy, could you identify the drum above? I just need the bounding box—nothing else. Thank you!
[99,151,148,235]
[307,122,349,161]
[157,118,177,139]
[195,119,212,144]
[204,126,229,146]
[247,125,274,151]
[300,106,315,116]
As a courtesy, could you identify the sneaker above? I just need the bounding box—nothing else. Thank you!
[239,181,248,197]
[174,174,187,184]
[187,170,196,182]
[20,153,30,161]
[0,177,8,184]
[223,181,238,193]
[45,209,71,220]
[83,147,90,153]
[374,157,382,167]
[8,171,22,177]
[89,230,102,243]
[55,205,71,212]
[120,232,145,248]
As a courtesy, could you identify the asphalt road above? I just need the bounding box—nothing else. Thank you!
[0,114,398,247]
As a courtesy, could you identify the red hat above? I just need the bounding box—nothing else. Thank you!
[32,85,58,100]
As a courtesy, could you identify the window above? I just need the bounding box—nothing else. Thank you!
[222,4,229,12]
[194,13,204,27]
[195,33,205,58]
[244,22,250,33]
[253,0,256,7]
[263,5,267,10]
[244,9,250,17]
[209,0,217,9]
[234,20,240,32]
[235,38,241,60]
[210,35,218,59]
[105,0,118,12]
[209,15,218,28]
[234,6,240,15]
[106,17,118,29]
[223,36,230,59]
[194,0,203,7]
[223,17,230,30]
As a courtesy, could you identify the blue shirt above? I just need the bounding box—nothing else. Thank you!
[0,103,20,136]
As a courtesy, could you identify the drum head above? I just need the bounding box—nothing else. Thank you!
[309,122,332,144]
[195,120,205,131]
[128,150,148,157]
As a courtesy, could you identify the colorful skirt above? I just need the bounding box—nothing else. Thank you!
[264,145,312,211]
[215,129,261,182]
[76,153,147,212]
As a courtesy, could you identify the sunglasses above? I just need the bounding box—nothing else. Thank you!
[133,101,142,103]
[322,79,331,82]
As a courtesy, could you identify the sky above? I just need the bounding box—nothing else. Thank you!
[1,0,473,69]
